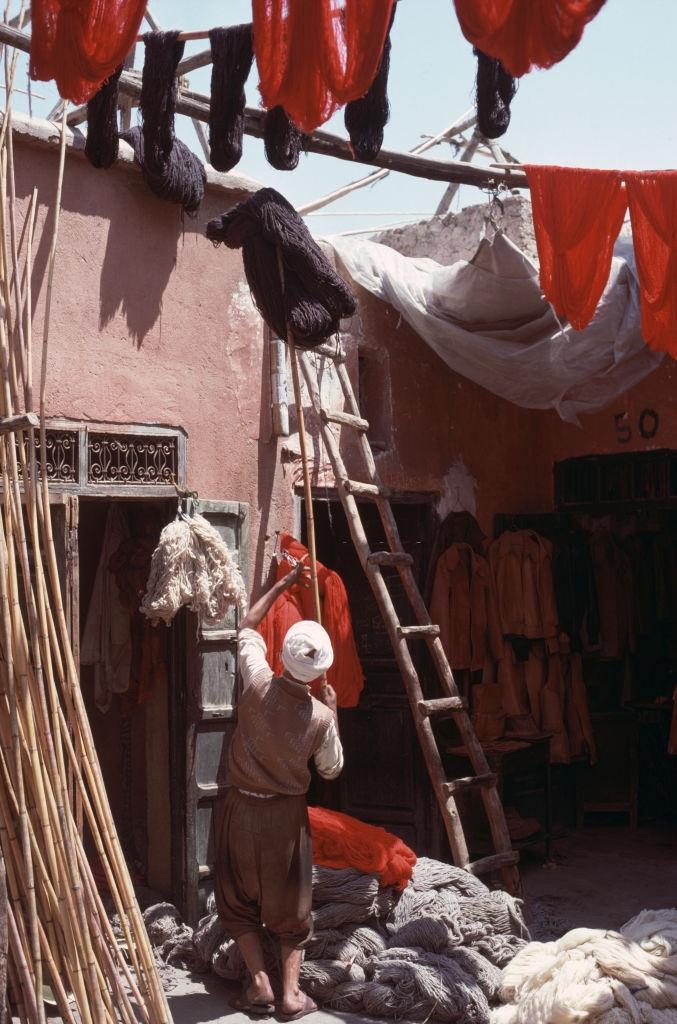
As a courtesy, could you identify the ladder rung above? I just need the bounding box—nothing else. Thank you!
[466,851,520,877]
[443,773,497,797]
[313,340,346,361]
[367,551,414,568]
[398,625,440,639]
[343,480,385,499]
[321,409,370,432]
[0,412,39,435]
[418,696,464,718]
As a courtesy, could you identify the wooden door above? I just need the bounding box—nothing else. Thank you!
[173,500,249,925]
[309,499,440,855]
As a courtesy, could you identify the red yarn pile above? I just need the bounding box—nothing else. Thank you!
[453,0,606,78]
[258,533,364,708]
[309,806,416,891]
[30,0,146,104]
[252,0,395,132]
[525,165,627,331]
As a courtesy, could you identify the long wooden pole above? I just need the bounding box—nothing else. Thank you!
[275,250,322,625]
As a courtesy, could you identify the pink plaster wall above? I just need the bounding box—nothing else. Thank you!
[347,285,676,535]
[15,131,290,591]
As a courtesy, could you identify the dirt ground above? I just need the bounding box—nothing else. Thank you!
[166,823,677,1024]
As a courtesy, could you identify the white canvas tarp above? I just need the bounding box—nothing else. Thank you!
[328,230,662,424]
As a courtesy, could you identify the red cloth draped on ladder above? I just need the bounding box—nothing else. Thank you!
[525,165,627,331]
[309,806,416,890]
[625,171,677,357]
[30,0,146,104]
[453,0,606,78]
[253,0,395,132]
[258,533,365,707]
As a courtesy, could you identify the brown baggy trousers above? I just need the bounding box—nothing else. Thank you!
[214,788,313,949]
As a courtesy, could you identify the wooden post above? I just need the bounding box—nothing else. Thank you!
[275,250,322,625]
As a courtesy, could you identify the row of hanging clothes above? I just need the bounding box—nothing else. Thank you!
[427,509,677,763]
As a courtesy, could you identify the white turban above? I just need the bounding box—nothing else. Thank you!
[281,621,334,683]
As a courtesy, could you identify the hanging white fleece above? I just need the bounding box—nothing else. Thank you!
[492,908,677,1024]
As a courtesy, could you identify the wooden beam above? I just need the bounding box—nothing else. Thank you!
[0,21,529,191]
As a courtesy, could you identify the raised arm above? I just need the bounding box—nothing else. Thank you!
[240,556,308,631]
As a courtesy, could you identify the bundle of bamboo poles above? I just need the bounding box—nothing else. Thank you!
[0,29,172,1024]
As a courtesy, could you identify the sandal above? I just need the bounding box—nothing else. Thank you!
[277,994,318,1021]
[229,994,275,1017]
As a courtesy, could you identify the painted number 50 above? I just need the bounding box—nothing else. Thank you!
[614,409,659,444]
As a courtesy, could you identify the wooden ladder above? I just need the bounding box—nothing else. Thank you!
[297,340,519,893]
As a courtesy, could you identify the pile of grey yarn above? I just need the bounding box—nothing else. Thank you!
[144,856,528,1023]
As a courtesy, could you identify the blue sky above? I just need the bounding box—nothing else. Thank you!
[15,0,677,235]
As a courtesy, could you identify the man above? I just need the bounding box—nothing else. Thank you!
[215,558,343,1020]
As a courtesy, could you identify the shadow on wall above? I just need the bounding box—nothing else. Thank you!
[98,195,184,347]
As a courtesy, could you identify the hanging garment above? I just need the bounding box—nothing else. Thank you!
[489,530,559,641]
[589,526,635,660]
[110,526,168,714]
[563,648,597,763]
[429,543,504,671]
[253,0,395,132]
[497,639,543,737]
[30,0,146,104]
[626,171,677,357]
[524,166,628,331]
[471,675,506,743]
[257,533,364,708]
[453,0,607,78]
[207,188,356,348]
[551,526,600,653]
[424,511,486,604]
[81,505,132,714]
[308,806,416,891]
[540,648,570,765]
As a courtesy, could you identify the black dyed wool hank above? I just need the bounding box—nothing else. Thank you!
[344,8,394,162]
[474,48,516,139]
[209,24,254,173]
[141,30,184,172]
[264,106,305,171]
[206,188,356,347]
[85,65,123,169]
[122,128,206,214]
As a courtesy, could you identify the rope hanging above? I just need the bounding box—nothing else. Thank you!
[206,187,356,348]
[30,0,146,103]
[264,106,306,171]
[85,66,123,169]
[474,49,516,140]
[208,24,254,173]
[253,0,396,132]
[344,8,395,162]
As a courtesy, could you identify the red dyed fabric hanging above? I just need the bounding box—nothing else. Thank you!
[253,0,395,133]
[453,0,606,78]
[626,171,677,358]
[525,165,627,331]
[30,0,146,104]
[258,533,365,707]
[309,806,416,890]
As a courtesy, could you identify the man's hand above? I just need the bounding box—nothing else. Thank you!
[319,681,338,713]
[285,555,311,589]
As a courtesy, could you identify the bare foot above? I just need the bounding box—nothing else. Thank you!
[279,991,317,1020]
[246,976,275,1007]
